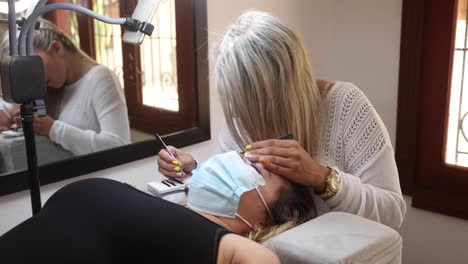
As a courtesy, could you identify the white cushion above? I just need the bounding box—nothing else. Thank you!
[266,212,402,264]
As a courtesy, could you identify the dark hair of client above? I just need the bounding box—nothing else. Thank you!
[249,183,316,243]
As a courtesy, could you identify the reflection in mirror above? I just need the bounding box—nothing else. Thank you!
[0,0,210,195]
[0,0,187,176]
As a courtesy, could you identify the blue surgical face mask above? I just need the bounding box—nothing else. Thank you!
[187,151,272,228]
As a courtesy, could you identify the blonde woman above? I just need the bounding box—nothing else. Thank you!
[0,19,130,155]
[158,11,406,231]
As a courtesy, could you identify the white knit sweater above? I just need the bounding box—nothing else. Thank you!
[217,82,406,229]
[48,65,131,156]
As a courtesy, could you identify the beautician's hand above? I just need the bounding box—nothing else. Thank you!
[33,114,55,137]
[0,109,22,130]
[244,139,330,192]
[12,109,22,128]
[0,110,11,131]
[157,146,196,178]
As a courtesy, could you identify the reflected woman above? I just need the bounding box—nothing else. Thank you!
[0,19,130,155]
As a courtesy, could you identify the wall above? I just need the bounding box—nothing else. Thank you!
[1,0,468,263]
[297,0,402,145]
[400,196,468,263]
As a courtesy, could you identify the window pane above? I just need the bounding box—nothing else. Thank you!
[456,0,467,49]
[92,0,124,87]
[69,7,80,46]
[459,153,468,165]
[140,0,179,112]
[446,0,468,168]
[446,51,463,165]
[68,0,83,56]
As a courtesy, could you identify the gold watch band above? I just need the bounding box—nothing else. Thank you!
[318,168,341,200]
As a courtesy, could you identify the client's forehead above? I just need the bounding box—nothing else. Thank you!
[254,163,289,191]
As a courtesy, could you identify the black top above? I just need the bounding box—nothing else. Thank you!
[0,178,231,264]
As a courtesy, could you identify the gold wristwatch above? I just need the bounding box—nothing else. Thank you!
[318,168,341,200]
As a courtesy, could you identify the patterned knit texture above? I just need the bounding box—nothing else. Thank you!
[317,82,387,176]
[49,65,131,155]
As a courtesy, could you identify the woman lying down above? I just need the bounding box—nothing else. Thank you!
[0,151,315,264]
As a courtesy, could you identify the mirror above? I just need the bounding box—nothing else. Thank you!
[0,0,209,196]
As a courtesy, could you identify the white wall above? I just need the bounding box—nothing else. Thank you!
[400,196,468,263]
[1,1,468,263]
[298,0,402,145]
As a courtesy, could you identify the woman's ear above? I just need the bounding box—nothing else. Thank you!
[47,40,64,57]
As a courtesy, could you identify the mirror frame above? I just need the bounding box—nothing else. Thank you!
[0,0,209,196]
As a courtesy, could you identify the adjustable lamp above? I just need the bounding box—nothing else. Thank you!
[0,0,38,15]
[0,0,159,215]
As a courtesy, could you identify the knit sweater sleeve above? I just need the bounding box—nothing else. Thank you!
[323,84,406,229]
[49,66,130,155]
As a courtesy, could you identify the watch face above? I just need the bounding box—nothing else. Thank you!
[330,179,339,191]
[320,170,340,199]
[328,172,340,192]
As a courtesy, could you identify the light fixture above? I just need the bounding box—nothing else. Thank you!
[0,0,39,15]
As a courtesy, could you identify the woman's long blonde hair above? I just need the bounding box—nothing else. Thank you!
[215,11,324,156]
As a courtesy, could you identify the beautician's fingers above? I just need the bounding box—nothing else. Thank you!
[245,139,307,164]
[164,146,187,165]
[245,146,296,159]
[157,154,178,171]
[169,147,197,172]
[246,141,329,188]
[0,111,10,129]
[157,146,196,174]
[246,140,303,158]
[158,156,186,178]
[157,149,181,172]
[261,154,329,189]
[255,155,303,182]
[13,116,22,128]
[158,166,185,178]
[11,109,22,128]
[32,114,54,136]
[247,139,298,150]
[158,147,190,168]
[157,154,185,175]
[158,147,177,163]
[248,155,292,168]
[157,148,190,176]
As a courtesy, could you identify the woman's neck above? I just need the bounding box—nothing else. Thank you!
[64,51,97,85]
[317,79,335,93]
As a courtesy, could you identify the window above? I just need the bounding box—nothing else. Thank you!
[447,0,468,167]
[396,0,468,219]
[50,0,197,136]
[120,0,197,135]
